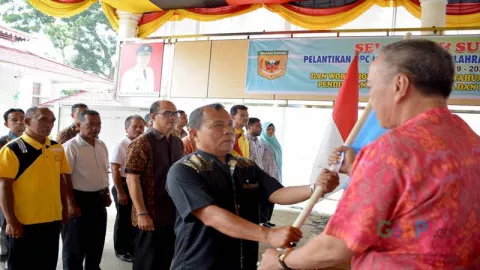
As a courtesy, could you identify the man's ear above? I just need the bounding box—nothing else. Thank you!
[393,73,410,103]
[3,122,8,128]
[70,113,74,119]
[76,122,81,129]
[190,128,199,141]
[24,118,31,127]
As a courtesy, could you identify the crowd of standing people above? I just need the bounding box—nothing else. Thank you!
[0,39,479,270]
[0,96,293,270]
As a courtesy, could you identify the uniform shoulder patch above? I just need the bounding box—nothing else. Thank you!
[181,153,214,173]
[232,156,255,168]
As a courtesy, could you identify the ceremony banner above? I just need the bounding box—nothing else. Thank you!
[246,36,480,98]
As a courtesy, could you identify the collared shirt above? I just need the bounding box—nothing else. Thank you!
[246,133,264,169]
[0,131,19,148]
[166,150,283,270]
[56,123,78,144]
[324,108,480,269]
[109,136,132,178]
[231,128,249,158]
[125,128,184,228]
[0,133,71,225]
[181,135,196,155]
[120,66,154,93]
[63,134,109,192]
[171,128,187,139]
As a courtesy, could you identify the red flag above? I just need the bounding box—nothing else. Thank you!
[310,52,360,186]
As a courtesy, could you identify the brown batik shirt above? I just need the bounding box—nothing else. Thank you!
[125,128,184,228]
[56,124,78,144]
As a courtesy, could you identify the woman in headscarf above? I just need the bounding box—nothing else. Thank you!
[259,122,283,228]
[260,122,282,182]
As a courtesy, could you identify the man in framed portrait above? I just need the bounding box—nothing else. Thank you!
[120,44,155,93]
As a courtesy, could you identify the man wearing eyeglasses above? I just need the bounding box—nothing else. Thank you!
[125,100,184,270]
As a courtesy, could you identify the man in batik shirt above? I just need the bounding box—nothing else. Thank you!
[259,39,480,270]
[125,100,184,270]
[246,117,275,228]
[181,128,196,155]
[56,103,88,144]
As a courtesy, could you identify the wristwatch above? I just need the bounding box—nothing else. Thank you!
[278,249,293,270]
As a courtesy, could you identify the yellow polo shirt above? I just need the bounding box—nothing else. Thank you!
[231,128,249,158]
[0,133,71,225]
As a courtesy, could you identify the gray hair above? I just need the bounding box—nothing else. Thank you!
[125,115,145,129]
[189,103,225,130]
[377,39,455,98]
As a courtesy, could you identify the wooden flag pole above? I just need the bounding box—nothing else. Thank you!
[292,103,372,228]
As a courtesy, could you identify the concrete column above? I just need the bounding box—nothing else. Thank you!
[420,0,448,35]
[116,10,142,38]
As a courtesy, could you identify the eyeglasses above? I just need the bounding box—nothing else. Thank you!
[153,111,180,118]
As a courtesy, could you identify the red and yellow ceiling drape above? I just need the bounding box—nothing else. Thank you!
[28,0,480,38]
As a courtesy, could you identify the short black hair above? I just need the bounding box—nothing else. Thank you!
[230,105,248,116]
[3,108,25,122]
[247,117,260,127]
[125,115,145,129]
[177,110,186,115]
[149,101,161,114]
[71,103,88,114]
[189,103,225,130]
[78,109,100,123]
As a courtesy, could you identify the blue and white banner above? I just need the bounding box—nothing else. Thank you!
[246,36,480,98]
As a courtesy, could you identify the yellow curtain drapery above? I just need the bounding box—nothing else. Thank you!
[28,0,480,37]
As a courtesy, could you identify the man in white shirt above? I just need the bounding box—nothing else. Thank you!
[110,115,145,262]
[61,110,111,270]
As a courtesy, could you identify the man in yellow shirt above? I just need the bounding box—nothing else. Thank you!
[0,107,71,270]
[230,105,249,158]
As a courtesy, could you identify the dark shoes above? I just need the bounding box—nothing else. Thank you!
[265,221,276,227]
[116,253,133,263]
[261,221,276,228]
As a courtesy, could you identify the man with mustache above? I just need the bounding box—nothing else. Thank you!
[0,107,70,270]
[61,110,111,270]
[125,100,184,270]
[109,115,145,262]
[166,103,338,270]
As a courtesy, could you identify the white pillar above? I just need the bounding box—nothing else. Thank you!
[420,0,448,35]
[116,10,142,38]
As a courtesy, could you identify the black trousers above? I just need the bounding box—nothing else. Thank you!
[133,225,175,270]
[4,220,61,270]
[62,190,107,270]
[260,202,275,223]
[112,180,135,255]
[0,210,7,263]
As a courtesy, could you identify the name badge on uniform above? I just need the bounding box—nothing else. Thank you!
[243,179,258,189]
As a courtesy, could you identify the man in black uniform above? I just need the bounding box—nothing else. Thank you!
[167,103,338,270]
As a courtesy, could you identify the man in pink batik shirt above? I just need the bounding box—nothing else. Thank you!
[259,39,480,270]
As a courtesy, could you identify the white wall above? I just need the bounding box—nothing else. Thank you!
[0,68,21,134]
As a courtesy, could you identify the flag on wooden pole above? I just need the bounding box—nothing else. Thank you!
[309,51,359,189]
